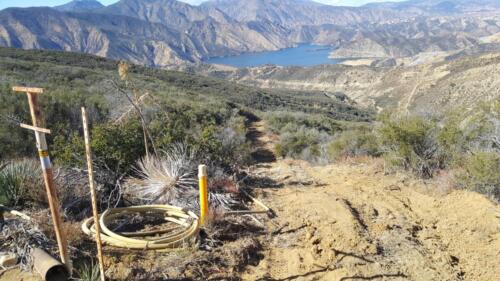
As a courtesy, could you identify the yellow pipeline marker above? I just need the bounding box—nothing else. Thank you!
[198,165,209,225]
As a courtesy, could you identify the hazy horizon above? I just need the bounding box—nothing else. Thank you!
[0,0,407,10]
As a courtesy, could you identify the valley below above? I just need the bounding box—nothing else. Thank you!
[198,51,500,114]
[2,0,500,67]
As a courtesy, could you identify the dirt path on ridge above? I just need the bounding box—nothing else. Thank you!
[247,119,278,164]
[242,120,500,281]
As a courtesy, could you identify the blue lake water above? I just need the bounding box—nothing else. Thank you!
[205,44,342,67]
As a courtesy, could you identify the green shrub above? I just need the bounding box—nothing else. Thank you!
[53,100,252,174]
[455,152,500,201]
[438,99,499,161]
[265,111,342,134]
[377,114,445,178]
[438,111,467,159]
[146,100,251,170]
[329,128,380,160]
[53,118,145,176]
[0,85,108,161]
[275,125,331,162]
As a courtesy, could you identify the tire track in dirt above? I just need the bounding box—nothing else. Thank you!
[241,123,499,281]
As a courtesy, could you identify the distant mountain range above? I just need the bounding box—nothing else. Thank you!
[0,0,499,67]
[55,0,104,12]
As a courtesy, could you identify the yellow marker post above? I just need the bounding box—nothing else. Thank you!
[198,165,209,225]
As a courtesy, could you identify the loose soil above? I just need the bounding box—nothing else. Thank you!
[240,121,500,281]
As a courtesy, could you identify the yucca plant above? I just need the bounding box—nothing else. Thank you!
[77,262,101,281]
[125,144,197,204]
[124,144,241,211]
[0,159,42,206]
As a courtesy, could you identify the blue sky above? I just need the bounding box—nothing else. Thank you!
[0,0,118,9]
[0,0,405,10]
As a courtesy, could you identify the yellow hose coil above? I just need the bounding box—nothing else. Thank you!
[82,205,200,251]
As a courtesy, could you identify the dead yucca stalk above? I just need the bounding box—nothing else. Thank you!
[113,61,157,156]
[125,144,197,204]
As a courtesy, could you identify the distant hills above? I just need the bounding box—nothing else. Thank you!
[0,0,499,66]
[55,0,104,12]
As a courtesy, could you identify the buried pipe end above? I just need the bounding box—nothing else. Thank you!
[45,264,69,281]
[32,248,70,281]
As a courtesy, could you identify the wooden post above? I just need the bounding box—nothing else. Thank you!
[198,165,209,225]
[11,86,70,268]
[81,107,106,281]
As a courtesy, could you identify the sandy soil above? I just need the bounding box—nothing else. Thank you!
[0,269,39,281]
[241,123,500,281]
[339,59,376,66]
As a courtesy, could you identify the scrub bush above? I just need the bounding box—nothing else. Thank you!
[455,152,500,201]
[377,114,446,178]
[329,127,380,160]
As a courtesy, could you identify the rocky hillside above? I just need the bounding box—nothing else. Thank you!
[328,16,500,59]
[0,3,291,67]
[202,0,405,28]
[0,0,500,66]
[367,0,500,13]
[199,51,500,113]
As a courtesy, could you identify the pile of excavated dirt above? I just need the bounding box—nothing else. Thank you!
[242,157,500,281]
[238,121,500,281]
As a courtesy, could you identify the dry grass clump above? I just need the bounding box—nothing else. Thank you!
[0,216,58,271]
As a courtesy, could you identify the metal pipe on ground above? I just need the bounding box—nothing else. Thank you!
[33,248,69,281]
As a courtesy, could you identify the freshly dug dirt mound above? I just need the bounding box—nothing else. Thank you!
[242,158,500,281]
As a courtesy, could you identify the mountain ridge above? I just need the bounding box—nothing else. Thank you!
[0,0,499,66]
[55,0,104,12]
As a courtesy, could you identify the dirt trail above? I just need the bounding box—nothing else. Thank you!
[243,121,500,281]
[247,119,278,164]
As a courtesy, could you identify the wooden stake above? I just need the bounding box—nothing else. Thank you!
[20,123,51,134]
[12,86,70,268]
[81,107,106,281]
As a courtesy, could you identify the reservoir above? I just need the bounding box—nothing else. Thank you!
[205,44,342,67]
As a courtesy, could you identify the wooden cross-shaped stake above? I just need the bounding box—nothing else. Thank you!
[12,86,70,268]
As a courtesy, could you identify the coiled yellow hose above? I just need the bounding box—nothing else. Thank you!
[82,205,200,251]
